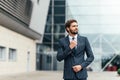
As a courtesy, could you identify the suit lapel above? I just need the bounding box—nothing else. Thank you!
[64,35,83,55]
[76,35,83,54]
[65,35,70,47]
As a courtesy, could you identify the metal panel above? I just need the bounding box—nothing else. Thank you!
[0,0,33,26]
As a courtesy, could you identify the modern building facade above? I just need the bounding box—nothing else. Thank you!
[0,0,43,75]
[36,0,66,70]
[66,0,120,71]
[36,0,120,71]
[1,0,119,74]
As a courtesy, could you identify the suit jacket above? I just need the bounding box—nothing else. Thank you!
[57,35,94,79]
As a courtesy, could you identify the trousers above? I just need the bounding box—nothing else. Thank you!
[64,78,87,80]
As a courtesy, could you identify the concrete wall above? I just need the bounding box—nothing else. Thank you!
[30,0,50,42]
[0,25,36,75]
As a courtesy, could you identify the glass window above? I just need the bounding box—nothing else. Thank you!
[48,7,52,15]
[46,55,51,63]
[46,15,52,24]
[54,1,65,6]
[66,0,120,71]
[45,24,52,33]
[55,0,65,1]
[0,46,6,61]
[53,34,65,51]
[54,6,65,14]
[54,15,65,23]
[54,34,65,42]
[43,34,52,43]
[25,0,33,17]
[67,6,100,15]
[9,48,17,61]
[54,24,65,33]
[37,0,40,4]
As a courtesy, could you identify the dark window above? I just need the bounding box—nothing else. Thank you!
[48,7,52,14]
[54,6,65,14]
[47,55,51,63]
[46,15,52,24]
[45,24,52,33]
[54,24,65,33]
[54,34,65,42]
[54,0,65,1]
[0,46,6,61]
[9,48,17,61]
[53,34,65,51]
[54,15,65,23]
[37,0,40,4]
[50,0,52,6]
[25,0,33,17]
[54,1,65,6]
[42,0,65,51]
[43,34,52,43]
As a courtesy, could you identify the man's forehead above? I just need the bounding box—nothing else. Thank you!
[70,22,78,25]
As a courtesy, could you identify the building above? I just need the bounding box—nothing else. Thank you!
[0,0,43,75]
[36,0,120,71]
[36,0,66,70]
[0,0,65,74]
[66,0,120,71]
[1,0,119,74]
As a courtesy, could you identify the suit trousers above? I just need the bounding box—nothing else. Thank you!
[64,78,87,80]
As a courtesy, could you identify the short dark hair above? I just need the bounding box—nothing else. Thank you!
[65,19,77,32]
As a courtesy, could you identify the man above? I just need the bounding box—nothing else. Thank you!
[57,19,94,80]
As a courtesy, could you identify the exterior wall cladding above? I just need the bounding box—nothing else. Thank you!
[0,0,32,26]
[0,0,41,39]
[0,0,41,75]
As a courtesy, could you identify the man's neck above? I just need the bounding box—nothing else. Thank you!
[69,33,77,37]
[69,34,78,38]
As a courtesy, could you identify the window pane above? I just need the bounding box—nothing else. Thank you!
[54,24,65,33]
[54,15,65,23]
[0,46,6,61]
[54,1,65,6]
[9,48,17,61]
[54,6,65,14]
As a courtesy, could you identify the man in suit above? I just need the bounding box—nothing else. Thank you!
[57,19,94,80]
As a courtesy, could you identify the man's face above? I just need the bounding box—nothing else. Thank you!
[67,22,78,34]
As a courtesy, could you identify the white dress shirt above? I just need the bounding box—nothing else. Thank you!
[69,35,77,43]
[69,35,78,48]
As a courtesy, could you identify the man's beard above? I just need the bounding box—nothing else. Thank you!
[69,29,78,34]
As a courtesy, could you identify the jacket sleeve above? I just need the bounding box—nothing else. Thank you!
[81,37,94,68]
[56,39,72,62]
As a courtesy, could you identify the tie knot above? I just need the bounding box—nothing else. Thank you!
[72,37,75,40]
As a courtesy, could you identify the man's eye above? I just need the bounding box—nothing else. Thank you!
[72,25,78,27]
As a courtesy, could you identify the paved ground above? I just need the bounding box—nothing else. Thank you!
[0,71,119,80]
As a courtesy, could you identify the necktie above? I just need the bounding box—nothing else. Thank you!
[72,37,75,40]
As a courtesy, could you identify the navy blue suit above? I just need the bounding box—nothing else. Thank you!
[57,35,94,80]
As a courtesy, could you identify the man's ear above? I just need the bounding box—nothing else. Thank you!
[66,27,69,32]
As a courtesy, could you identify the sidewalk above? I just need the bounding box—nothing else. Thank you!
[0,71,119,80]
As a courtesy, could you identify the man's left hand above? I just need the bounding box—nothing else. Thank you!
[72,65,82,72]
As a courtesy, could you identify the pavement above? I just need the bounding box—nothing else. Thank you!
[0,71,119,80]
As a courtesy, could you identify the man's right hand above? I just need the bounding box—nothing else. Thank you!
[69,40,77,49]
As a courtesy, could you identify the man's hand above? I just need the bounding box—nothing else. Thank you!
[72,65,82,72]
[69,40,77,49]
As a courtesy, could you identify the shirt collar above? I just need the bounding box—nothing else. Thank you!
[69,34,78,40]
